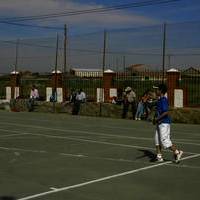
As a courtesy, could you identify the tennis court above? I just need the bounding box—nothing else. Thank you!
[0,110,199,200]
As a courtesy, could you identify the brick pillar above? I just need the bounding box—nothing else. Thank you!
[52,71,63,88]
[51,70,63,102]
[103,70,116,103]
[10,71,20,99]
[166,69,180,107]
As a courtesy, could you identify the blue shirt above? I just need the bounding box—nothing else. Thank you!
[156,96,171,124]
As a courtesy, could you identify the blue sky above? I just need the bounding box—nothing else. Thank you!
[0,0,200,38]
[0,0,200,73]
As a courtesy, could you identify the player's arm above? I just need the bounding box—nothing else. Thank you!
[154,98,169,124]
[156,111,169,123]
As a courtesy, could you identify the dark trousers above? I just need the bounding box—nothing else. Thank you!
[72,100,81,115]
[27,98,35,112]
[122,101,137,119]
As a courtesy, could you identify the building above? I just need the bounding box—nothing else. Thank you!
[70,68,103,78]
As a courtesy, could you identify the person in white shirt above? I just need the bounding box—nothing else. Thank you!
[28,85,39,111]
[72,89,86,115]
[122,87,137,119]
[30,85,39,100]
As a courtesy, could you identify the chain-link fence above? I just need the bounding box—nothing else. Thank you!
[0,21,200,106]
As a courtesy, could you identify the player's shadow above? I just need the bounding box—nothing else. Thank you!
[0,196,16,200]
[136,149,157,162]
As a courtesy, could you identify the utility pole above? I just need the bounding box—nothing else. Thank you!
[63,24,67,100]
[100,30,107,116]
[162,23,167,83]
[102,30,107,73]
[53,34,59,113]
[15,39,20,73]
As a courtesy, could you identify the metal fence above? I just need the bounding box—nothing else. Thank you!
[20,76,51,100]
[0,75,9,99]
[113,71,164,99]
[180,68,200,106]
[0,21,200,106]
[0,69,200,107]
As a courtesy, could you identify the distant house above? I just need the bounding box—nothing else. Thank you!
[126,64,147,73]
[182,67,200,77]
[124,64,164,81]
[70,68,103,78]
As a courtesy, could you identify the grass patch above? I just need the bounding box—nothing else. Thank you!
[1,99,200,124]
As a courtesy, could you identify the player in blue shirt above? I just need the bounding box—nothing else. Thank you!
[153,84,183,163]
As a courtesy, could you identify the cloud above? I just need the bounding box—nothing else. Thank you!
[0,0,159,29]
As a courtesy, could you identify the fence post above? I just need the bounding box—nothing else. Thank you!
[51,70,63,103]
[103,70,116,103]
[9,71,20,99]
[166,68,180,107]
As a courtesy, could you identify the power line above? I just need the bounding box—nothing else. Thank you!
[0,21,63,30]
[1,39,200,57]
[0,0,182,22]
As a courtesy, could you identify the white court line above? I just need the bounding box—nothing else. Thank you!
[32,133,200,154]
[0,146,47,154]
[0,145,154,165]
[0,133,30,138]
[0,122,199,147]
[1,115,200,136]
[0,128,198,155]
[1,144,199,169]
[0,122,150,140]
[0,145,146,164]
[0,118,200,141]
[167,163,200,170]
[18,153,200,200]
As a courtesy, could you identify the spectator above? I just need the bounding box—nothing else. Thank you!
[27,85,39,111]
[79,89,86,103]
[72,89,86,115]
[30,85,39,100]
[122,87,137,119]
[142,90,150,119]
[69,89,77,103]
[135,96,144,120]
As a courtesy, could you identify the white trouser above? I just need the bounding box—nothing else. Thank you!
[155,123,172,149]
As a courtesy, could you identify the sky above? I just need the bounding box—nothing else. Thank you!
[0,0,200,72]
[0,0,200,37]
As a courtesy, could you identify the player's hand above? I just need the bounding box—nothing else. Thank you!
[152,117,158,125]
[152,118,156,125]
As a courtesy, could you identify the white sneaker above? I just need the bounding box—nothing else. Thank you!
[156,154,164,162]
[175,150,183,163]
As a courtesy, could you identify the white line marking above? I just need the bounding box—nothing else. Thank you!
[18,153,200,200]
[0,122,199,147]
[1,112,200,141]
[0,145,149,164]
[0,146,47,154]
[34,133,200,154]
[0,115,199,136]
[1,144,197,166]
[0,132,30,138]
[49,187,58,191]
[0,128,198,155]
[0,122,148,140]
[167,164,200,170]
[60,153,141,164]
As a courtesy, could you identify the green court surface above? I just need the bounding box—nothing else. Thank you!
[0,110,199,200]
